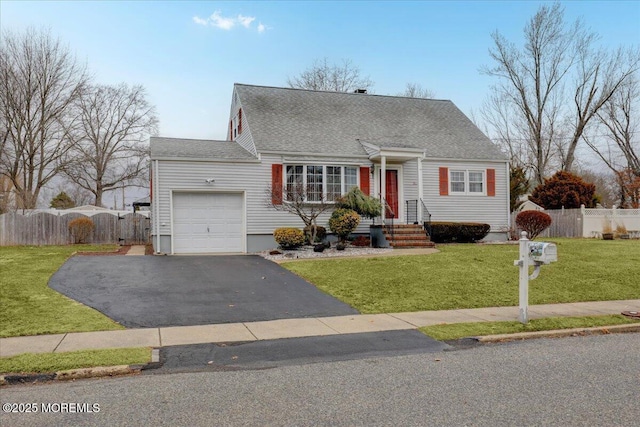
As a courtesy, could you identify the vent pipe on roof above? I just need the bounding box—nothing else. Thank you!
[354,89,367,94]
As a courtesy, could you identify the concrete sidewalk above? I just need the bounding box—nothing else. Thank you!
[1,300,638,358]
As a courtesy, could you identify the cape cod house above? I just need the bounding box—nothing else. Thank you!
[150,84,510,254]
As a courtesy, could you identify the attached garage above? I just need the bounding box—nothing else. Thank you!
[172,192,245,254]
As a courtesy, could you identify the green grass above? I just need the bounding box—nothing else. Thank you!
[0,245,124,338]
[282,238,640,313]
[420,315,640,341]
[0,348,151,374]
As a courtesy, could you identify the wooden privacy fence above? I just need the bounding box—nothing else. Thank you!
[0,212,151,246]
[511,208,582,238]
[511,206,640,238]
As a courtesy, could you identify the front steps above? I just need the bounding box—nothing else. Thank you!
[383,224,435,248]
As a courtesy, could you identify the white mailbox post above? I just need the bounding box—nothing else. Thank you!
[513,231,558,323]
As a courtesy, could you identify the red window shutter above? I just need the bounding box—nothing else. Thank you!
[487,168,496,197]
[229,120,233,140]
[359,167,370,195]
[272,164,283,205]
[439,167,449,196]
[238,109,243,135]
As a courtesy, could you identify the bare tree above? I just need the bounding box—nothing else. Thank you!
[586,76,639,176]
[267,180,334,244]
[560,46,639,170]
[481,3,639,184]
[0,28,89,208]
[287,58,373,92]
[398,82,435,99]
[63,83,158,207]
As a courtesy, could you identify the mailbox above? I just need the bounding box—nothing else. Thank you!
[528,242,557,264]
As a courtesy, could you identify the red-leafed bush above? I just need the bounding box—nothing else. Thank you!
[68,217,95,243]
[351,236,371,247]
[515,211,552,240]
[529,171,596,209]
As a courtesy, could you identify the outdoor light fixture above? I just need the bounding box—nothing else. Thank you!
[204,178,215,184]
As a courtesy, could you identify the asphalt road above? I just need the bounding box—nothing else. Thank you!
[1,333,638,426]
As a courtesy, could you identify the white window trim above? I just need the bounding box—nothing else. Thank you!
[449,169,486,196]
[284,164,360,203]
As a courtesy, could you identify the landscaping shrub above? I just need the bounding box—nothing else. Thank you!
[335,187,382,219]
[273,227,306,249]
[515,211,552,240]
[430,222,490,243]
[328,208,361,242]
[303,225,327,243]
[68,217,95,243]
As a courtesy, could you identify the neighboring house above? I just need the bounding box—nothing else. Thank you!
[150,84,510,254]
[517,200,545,212]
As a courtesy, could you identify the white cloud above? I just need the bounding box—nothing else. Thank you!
[238,15,256,28]
[192,16,208,26]
[192,10,268,33]
[210,10,235,30]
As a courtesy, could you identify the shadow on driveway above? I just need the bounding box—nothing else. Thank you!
[49,255,357,328]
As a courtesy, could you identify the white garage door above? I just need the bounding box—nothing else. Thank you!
[172,192,244,254]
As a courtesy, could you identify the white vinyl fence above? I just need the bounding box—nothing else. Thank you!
[581,206,640,238]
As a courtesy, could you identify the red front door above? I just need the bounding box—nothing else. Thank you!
[384,170,398,219]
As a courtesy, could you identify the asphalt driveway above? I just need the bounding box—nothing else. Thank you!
[49,255,357,328]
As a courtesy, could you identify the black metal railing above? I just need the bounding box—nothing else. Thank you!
[420,198,432,237]
[405,200,418,224]
[381,196,395,243]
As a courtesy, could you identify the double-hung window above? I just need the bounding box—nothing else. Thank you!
[450,170,485,195]
[285,165,359,202]
[285,165,303,201]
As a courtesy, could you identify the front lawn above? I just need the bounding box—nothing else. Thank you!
[282,239,640,313]
[420,315,640,341]
[0,245,124,338]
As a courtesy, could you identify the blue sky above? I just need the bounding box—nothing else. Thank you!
[2,0,639,142]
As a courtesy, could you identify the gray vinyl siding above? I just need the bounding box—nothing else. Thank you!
[402,160,419,207]
[153,155,374,240]
[422,159,509,231]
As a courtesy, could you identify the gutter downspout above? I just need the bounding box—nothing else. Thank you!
[506,162,511,234]
[154,159,161,253]
[417,156,423,224]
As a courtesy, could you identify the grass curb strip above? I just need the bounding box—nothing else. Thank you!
[0,348,161,386]
[476,323,640,343]
[0,364,141,386]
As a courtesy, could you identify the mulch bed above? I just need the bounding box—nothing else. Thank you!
[75,245,131,256]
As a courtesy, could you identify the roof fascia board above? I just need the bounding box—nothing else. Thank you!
[151,156,260,163]
[422,157,510,163]
[259,150,369,159]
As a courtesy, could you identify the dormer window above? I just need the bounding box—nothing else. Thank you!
[230,108,243,140]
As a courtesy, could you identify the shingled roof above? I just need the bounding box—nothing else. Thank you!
[150,137,257,161]
[235,84,507,161]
